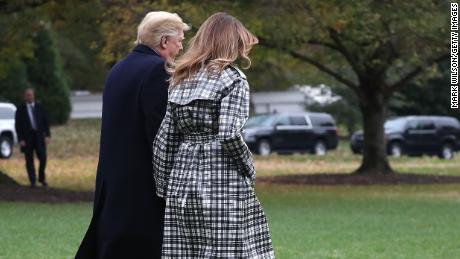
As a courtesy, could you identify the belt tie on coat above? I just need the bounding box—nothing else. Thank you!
[184,134,217,143]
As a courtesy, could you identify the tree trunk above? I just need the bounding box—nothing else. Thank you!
[354,88,394,175]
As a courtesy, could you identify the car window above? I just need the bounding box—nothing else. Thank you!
[440,118,460,130]
[259,116,278,127]
[417,120,435,130]
[289,116,307,126]
[385,118,407,131]
[406,120,417,130]
[276,116,290,126]
[0,107,15,119]
[245,115,270,128]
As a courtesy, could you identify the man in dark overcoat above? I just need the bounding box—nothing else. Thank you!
[15,88,50,187]
[75,11,189,258]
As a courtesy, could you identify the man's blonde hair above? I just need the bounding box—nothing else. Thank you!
[135,11,190,47]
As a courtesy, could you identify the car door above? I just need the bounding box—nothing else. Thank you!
[417,119,438,153]
[270,115,291,150]
[288,115,314,150]
[403,120,419,153]
[406,119,437,154]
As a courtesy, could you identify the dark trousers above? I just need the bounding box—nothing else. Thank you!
[24,131,47,184]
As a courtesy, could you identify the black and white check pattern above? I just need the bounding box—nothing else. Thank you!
[153,66,275,258]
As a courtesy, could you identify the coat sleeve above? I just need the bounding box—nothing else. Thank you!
[152,103,183,198]
[141,62,169,146]
[218,79,255,185]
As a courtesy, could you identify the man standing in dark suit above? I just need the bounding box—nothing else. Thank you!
[76,11,189,259]
[15,88,50,188]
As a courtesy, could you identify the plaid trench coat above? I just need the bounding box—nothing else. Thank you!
[152,65,275,258]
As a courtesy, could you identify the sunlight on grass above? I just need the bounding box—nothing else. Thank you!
[2,157,97,191]
[1,119,459,192]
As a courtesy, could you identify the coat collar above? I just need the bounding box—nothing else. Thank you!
[169,65,246,105]
[133,44,161,57]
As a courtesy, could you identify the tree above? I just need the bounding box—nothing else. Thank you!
[0,2,44,105]
[250,0,449,174]
[389,60,459,120]
[0,62,29,104]
[27,25,71,125]
[307,85,362,137]
[36,0,448,174]
[44,0,107,91]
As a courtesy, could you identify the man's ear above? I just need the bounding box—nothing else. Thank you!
[161,36,168,49]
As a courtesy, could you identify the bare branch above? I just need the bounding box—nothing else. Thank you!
[258,36,338,52]
[289,50,359,90]
[258,36,359,90]
[327,28,363,76]
[385,53,449,94]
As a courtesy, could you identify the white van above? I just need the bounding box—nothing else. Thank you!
[0,102,17,159]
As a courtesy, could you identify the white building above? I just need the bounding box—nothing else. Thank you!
[251,90,306,114]
[251,84,341,114]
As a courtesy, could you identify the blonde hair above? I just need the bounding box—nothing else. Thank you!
[135,11,190,47]
[170,12,258,86]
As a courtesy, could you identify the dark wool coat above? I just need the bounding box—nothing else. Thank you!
[15,102,50,144]
[76,44,167,259]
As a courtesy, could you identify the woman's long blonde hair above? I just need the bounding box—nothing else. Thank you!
[170,12,258,86]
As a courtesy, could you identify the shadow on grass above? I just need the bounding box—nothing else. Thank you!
[0,170,93,203]
[0,170,19,186]
[3,170,460,203]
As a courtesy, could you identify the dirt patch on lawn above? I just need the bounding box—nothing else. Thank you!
[2,171,460,203]
[0,185,94,203]
[0,171,93,203]
[258,173,460,185]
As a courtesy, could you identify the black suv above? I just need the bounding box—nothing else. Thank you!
[243,112,338,156]
[350,116,460,159]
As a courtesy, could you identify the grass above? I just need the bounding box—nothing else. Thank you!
[260,184,460,259]
[0,202,90,259]
[1,184,459,259]
[1,119,460,258]
[1,118,460,191]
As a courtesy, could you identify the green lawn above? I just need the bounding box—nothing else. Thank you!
[1,184,460,259]
[0,202,90,259]
[2,119,460,258]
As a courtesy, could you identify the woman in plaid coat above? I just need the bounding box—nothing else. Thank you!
[153,13,275,258]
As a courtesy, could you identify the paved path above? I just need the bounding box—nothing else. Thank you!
[70,94,102,119]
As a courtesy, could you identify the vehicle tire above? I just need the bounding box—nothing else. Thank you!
[438,142,454,160]
[312,139,327,156]
[257,139,272,156]
[0,136,13,159]
[388,141,403,158]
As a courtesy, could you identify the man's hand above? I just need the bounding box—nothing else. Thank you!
[45,137,51,145]
[20,141,26,147]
